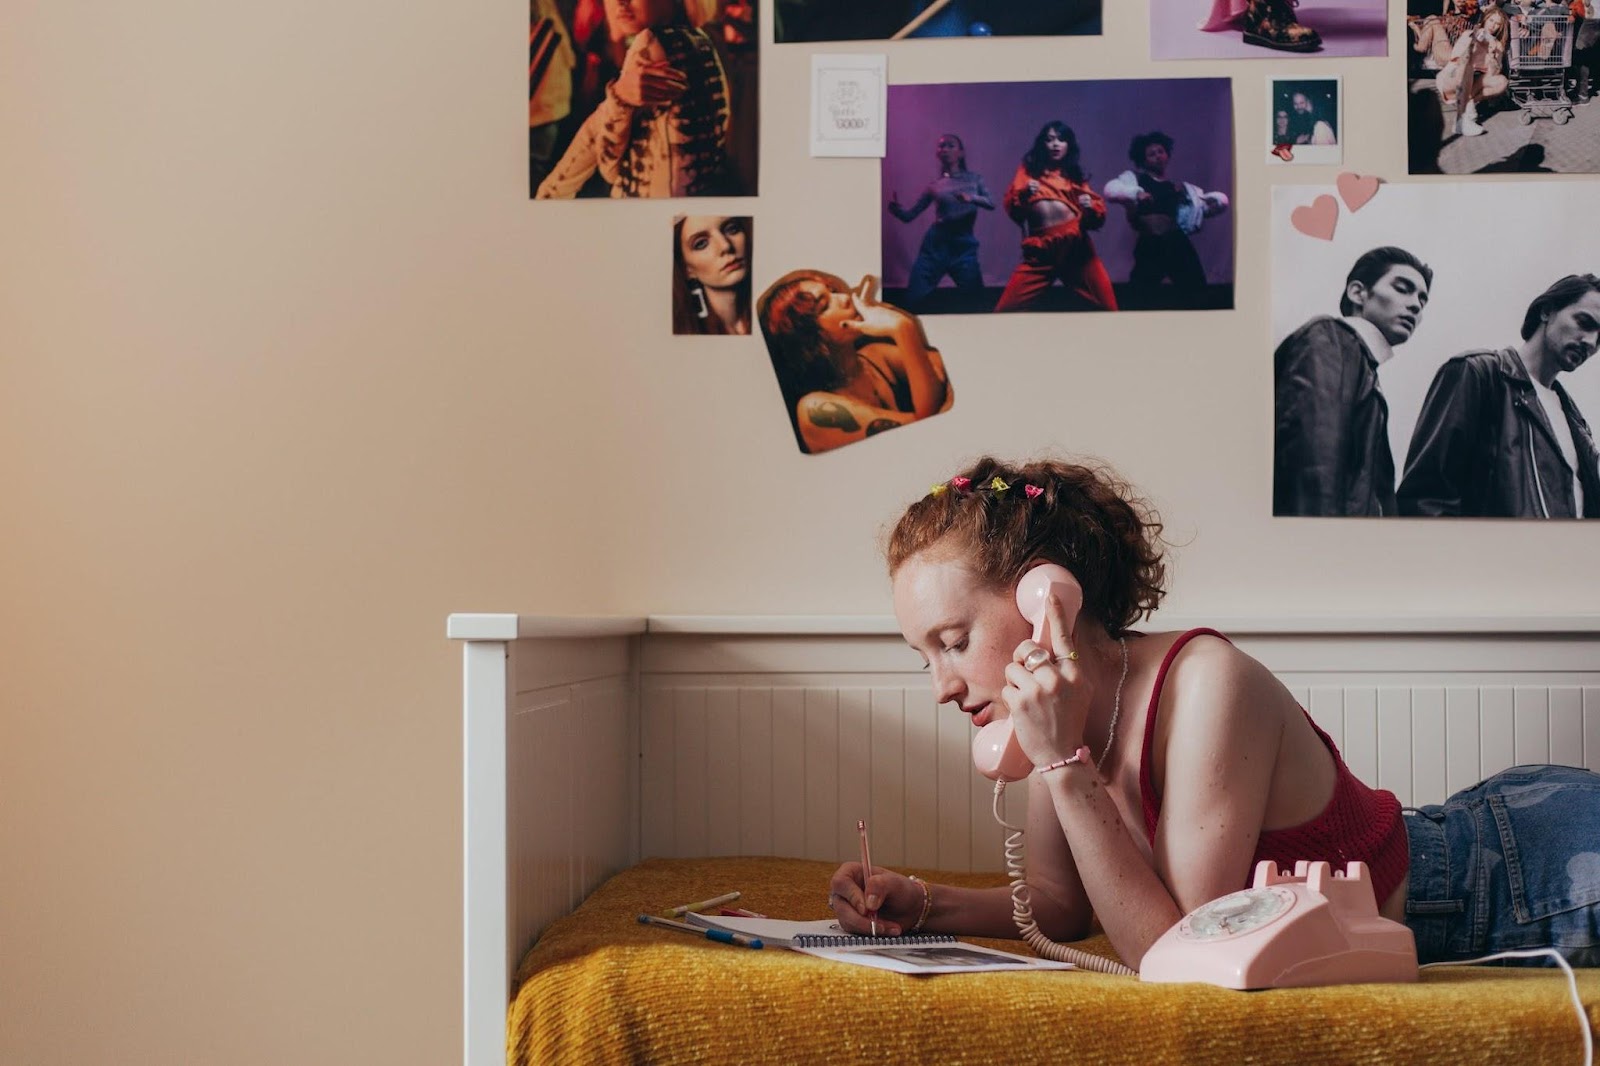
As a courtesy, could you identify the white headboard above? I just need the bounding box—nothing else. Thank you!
[451,612,1600,1066]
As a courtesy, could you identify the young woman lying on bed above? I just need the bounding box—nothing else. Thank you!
[828,455,1600,970]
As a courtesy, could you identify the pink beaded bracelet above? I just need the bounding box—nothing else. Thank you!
[1037,745,1093,775]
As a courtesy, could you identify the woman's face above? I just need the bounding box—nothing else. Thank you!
[1043,129,1070,163]
[1275,110,1291,136]
[893,548,1030,729]
[793,279,857,348]
[604,0,675,37]
[680,216,748,290]
[935,136,963,170]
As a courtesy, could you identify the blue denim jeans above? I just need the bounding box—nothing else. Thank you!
[1404,764,1600,965]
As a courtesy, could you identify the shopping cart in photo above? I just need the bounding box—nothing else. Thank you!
[1507,7,1577,123]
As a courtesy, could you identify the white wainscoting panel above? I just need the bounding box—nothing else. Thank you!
[1287,681,1600,805]
[638,679,1024,872]
[505,642,634,977]
[641,676,1600,871]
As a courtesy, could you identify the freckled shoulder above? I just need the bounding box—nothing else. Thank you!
[1155,632,1292,734]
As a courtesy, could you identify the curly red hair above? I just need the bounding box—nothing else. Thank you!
[885,455,1168,636]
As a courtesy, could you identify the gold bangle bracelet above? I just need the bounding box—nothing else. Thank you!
[908,875,933,934]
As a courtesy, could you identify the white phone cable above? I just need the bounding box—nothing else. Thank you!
[1421,950,1591,1066]
[992,778,1137,976]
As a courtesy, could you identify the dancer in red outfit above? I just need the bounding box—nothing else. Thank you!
[994,121,1118,313]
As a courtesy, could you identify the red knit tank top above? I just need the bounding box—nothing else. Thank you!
[1137,629,1408,902]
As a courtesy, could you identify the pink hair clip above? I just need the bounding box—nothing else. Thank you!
[1024,484,1043,499]
[949,476,972,493]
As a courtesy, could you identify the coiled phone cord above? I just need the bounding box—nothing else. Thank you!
[994,779,1137,976]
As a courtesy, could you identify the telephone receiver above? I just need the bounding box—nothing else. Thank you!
[971,562,1084,782]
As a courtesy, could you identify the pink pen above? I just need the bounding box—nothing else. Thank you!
[857,819,876,920]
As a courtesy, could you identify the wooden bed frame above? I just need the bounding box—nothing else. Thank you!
[450,611,1600,1066]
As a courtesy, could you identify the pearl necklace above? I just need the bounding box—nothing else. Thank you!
[1098,637,1130,767]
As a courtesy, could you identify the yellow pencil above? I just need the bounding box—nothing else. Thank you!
[665,890,742,917]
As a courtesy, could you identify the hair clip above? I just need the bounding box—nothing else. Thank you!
[928,484,948,497]
[950,476,972,493]
[1024,484,1043,499]
[989,477,1011,494]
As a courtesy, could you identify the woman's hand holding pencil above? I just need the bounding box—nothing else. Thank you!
[825,819,921,938]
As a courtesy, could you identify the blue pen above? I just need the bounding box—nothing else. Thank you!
[637,913,764,949]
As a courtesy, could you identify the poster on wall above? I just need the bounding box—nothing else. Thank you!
[1150,0,1386,60]
[881,78,1234,314]
[757,272,955,454]
[1272,180,1600,518]
[672,215,753,335]
[1406,3,1600,175]
[776,0,1102,41]
[531,1,759,198]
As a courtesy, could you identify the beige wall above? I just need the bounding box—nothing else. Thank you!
[4,3,1597,1064]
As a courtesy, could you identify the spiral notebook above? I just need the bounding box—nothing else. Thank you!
[682,914,1074,974]
[683,914,955,948]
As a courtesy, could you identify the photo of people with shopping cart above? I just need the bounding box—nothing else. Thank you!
[1409,0,1600,173]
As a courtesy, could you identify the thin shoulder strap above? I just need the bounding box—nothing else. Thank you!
[1138,628,1234,841]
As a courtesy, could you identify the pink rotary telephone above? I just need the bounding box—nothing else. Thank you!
[1141,859,1418,989]
[971,562,1082,783]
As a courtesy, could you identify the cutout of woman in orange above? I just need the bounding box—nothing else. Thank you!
[994,121,1117,314]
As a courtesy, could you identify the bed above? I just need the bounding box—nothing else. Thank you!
[451,611,1600,1065]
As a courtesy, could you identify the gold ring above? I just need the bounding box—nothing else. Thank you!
[1023,648,1051,671]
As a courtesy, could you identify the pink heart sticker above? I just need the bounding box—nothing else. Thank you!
[1336,172,1381,212]
[1290,194,1340,241]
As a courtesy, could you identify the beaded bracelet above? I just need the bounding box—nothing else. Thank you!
[1037,745,1093,776]
[907,875,933,934]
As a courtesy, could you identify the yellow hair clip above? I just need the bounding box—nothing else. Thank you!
[989,477,1011,493]
[928,484,948,497]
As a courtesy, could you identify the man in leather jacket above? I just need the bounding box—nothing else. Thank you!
[1274,246,1434,516]
[1398,274,1600,518]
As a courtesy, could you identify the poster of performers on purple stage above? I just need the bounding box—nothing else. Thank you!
[881,78,1234,315]
[776,0,1101,42]
[531,0,759,199]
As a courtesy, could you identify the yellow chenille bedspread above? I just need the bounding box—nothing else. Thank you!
[509,856,1599,1065]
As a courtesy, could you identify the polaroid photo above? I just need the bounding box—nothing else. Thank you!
[1268,76,1342,165]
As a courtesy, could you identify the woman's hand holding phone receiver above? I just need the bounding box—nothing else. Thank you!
[826,863,917,936]
[1002,572,1095,771]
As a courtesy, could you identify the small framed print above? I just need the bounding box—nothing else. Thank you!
[811,53,888,157]
[1268,76,1342,166]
